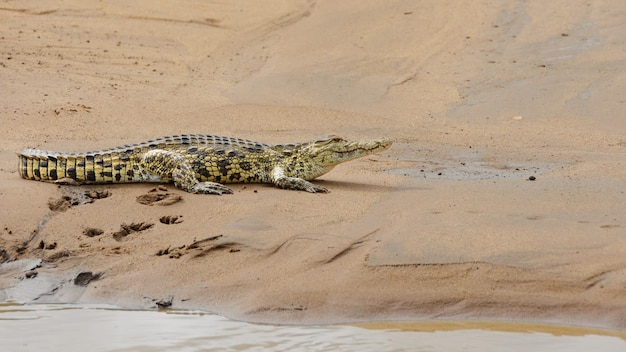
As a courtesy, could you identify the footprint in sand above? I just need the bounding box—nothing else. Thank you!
[136,186,182,206]
[48,189,112,212]
[83,228,104,237]
[112,222,154,242]
[159,215,183,225]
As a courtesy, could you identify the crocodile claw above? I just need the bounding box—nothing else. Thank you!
[305,183,328,193]
[191,182,233,195]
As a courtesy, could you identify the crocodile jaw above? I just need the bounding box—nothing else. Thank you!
[300,136,392,179]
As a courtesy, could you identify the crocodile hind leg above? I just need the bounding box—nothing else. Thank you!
[140,149,233,195]
[270,166,328,193]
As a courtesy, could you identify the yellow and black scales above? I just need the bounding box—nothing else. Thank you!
[18,134,392,194]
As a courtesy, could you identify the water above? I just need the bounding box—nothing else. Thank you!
[1,303,625,352]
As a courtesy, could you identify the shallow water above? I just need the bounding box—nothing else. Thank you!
[1,303,625,352]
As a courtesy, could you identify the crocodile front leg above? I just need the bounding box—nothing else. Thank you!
[140,149,233,195]
[270,166,328,193]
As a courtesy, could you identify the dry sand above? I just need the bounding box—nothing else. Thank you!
[1,0,625,329]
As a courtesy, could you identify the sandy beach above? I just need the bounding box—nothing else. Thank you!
[1,0,625,330]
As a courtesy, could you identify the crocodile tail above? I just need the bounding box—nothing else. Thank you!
[17,149,136,184]
[18,149,82,182]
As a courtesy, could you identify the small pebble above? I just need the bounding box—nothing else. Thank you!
[528,176,536,181]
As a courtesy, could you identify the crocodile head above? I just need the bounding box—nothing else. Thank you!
[281,135,392,180]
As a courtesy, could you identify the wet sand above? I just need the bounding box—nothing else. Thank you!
[0,304,626,352]
[1,1,625,329]
[2,304,626,351]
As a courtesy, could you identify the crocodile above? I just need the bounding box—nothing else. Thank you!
[18,134,392,194]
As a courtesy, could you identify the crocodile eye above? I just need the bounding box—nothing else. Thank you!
[315,135,341,145]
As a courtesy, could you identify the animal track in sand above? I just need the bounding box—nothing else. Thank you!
[136,186,182,206]
[48,189,111,212]
[83,228,104,237]
[74,271,101,286]
[156,235,245,259]
[38,240,57,250]
[45,249,72,262]
[112,222,154,242]
[159,215,183,224]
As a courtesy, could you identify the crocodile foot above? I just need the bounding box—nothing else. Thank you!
[274,176,328,193]
[190,182,233,195]
[301,181,328,193]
